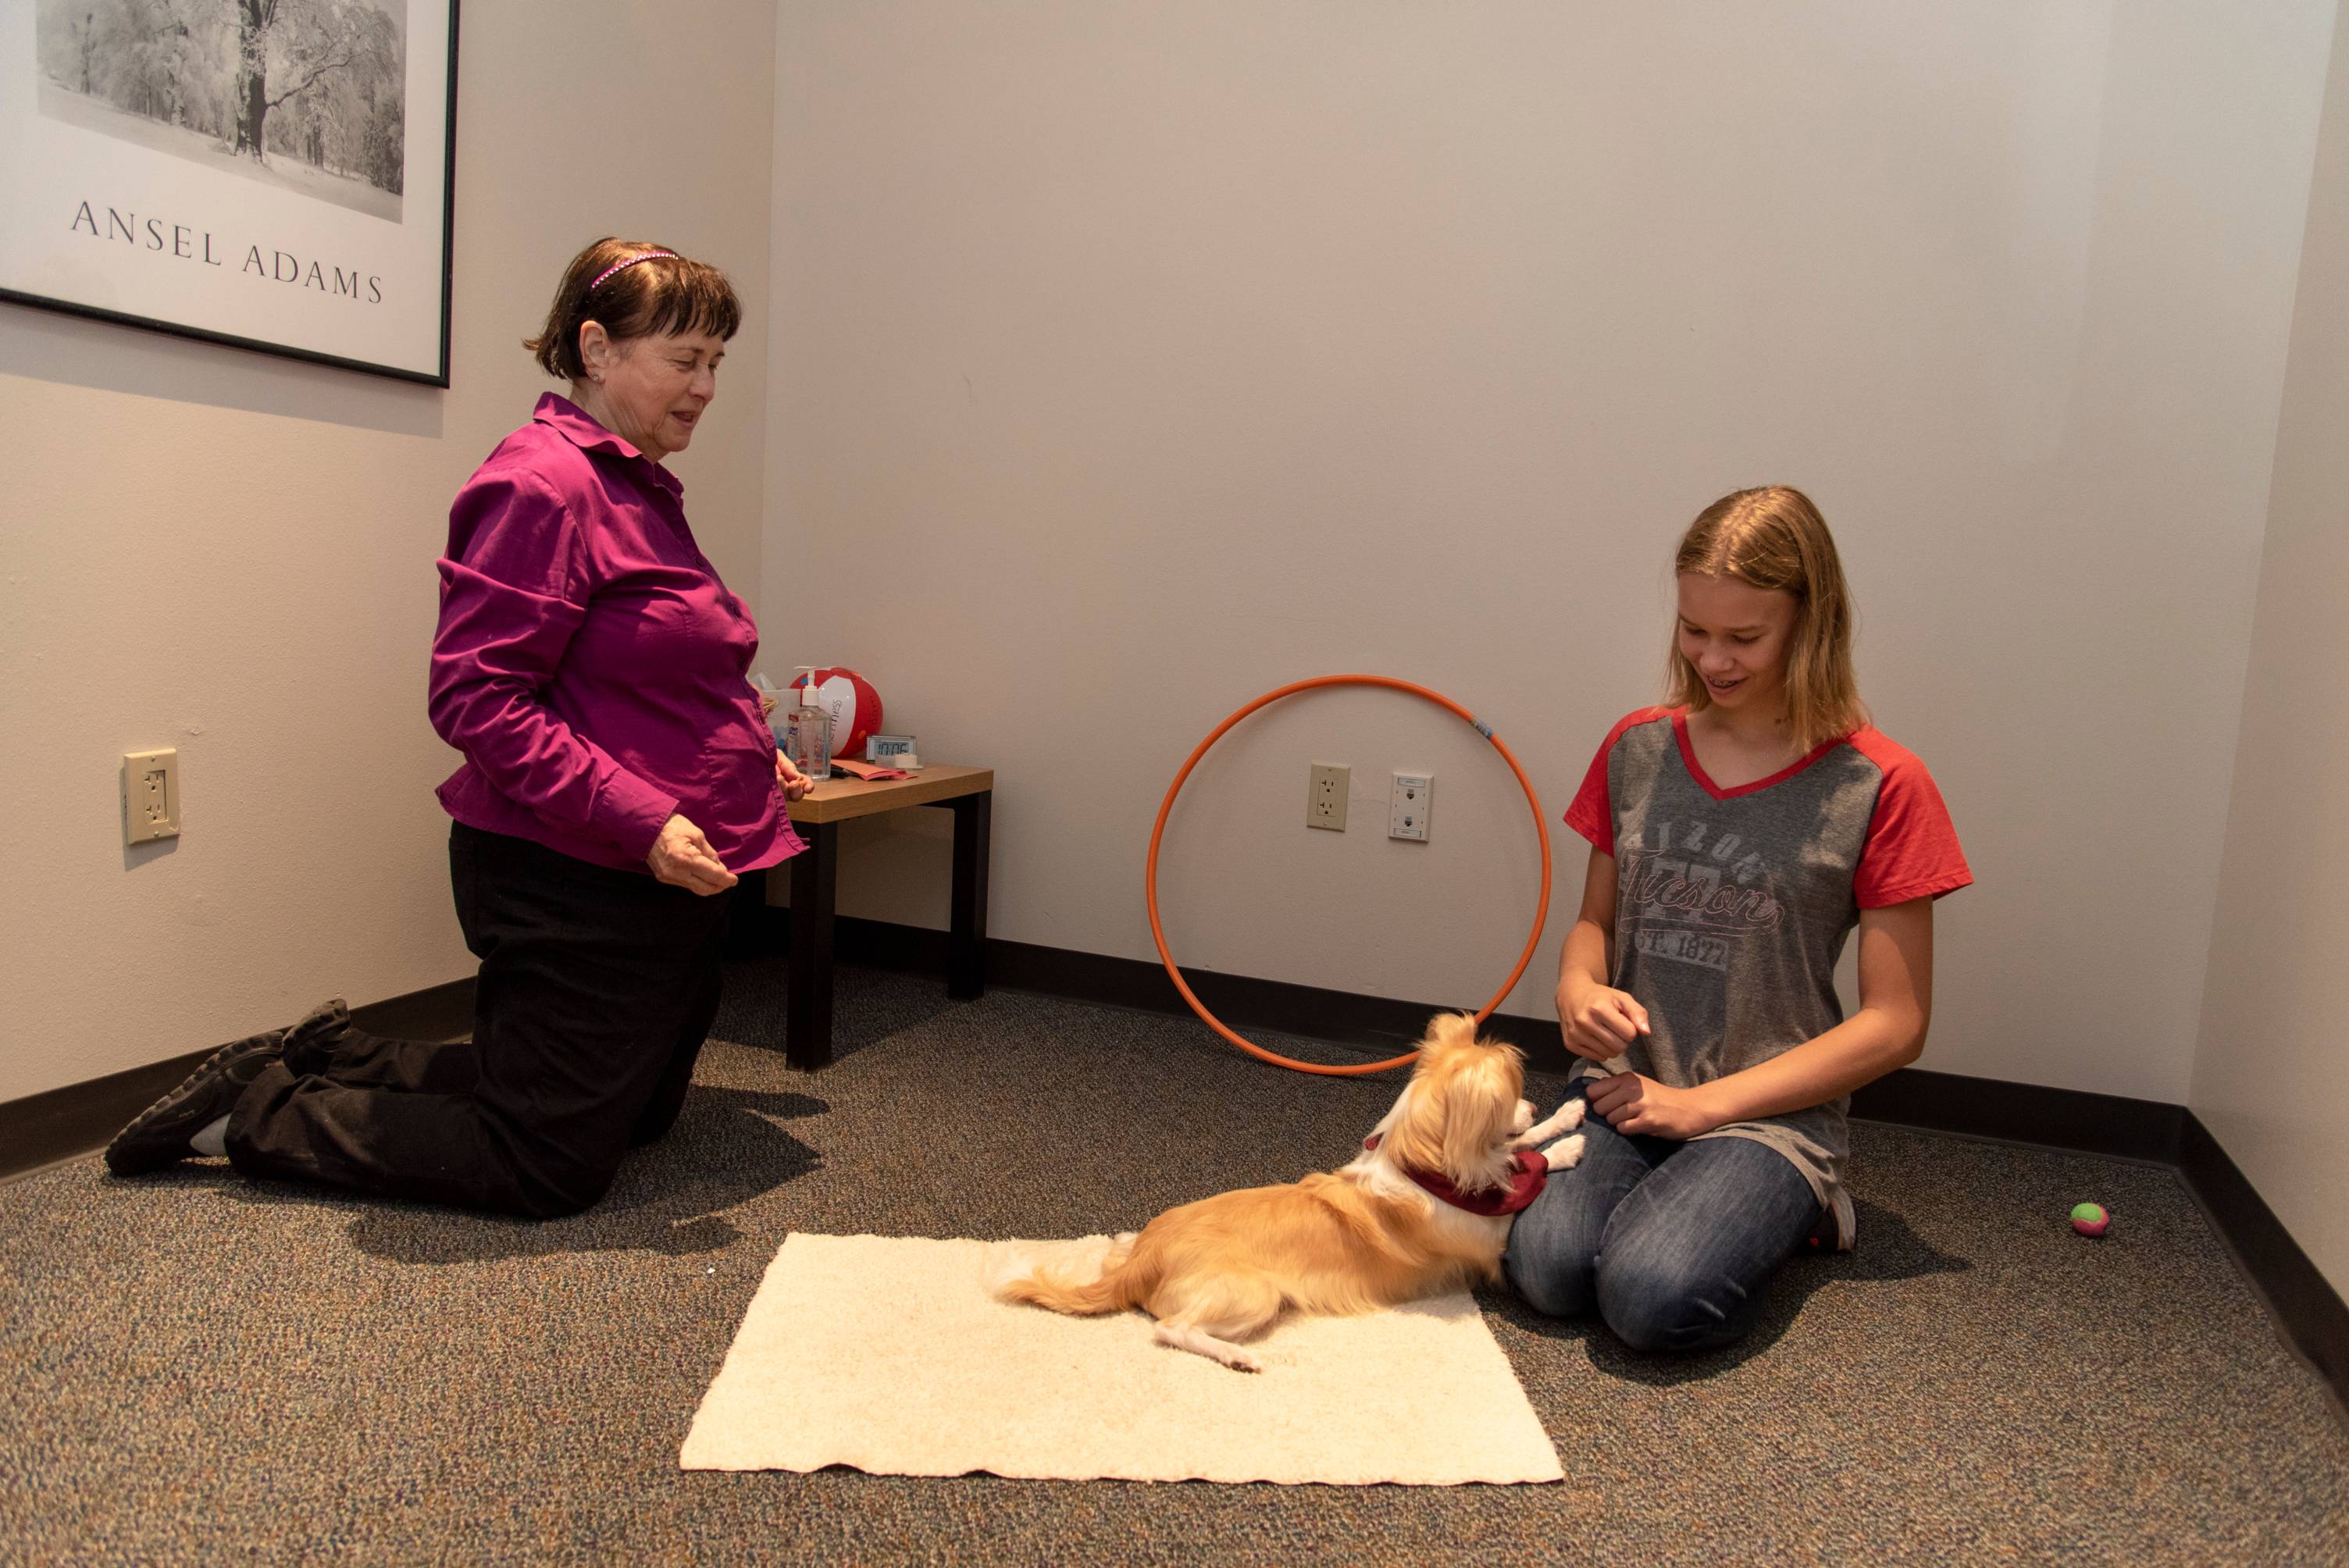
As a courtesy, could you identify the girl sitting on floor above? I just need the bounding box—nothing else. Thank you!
[1506,484,1972,1351]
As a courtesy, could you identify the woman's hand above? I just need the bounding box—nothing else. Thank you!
[1584,1071,1722,1140]
[647,813,739,896]
[1559,979,1649,1064]
[775,752,815,802]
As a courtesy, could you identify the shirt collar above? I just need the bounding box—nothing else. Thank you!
[532,392,684,497]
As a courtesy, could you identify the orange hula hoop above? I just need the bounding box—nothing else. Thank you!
[1143,675,1554,1075]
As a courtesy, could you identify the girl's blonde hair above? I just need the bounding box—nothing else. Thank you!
[1667,485,1866,751]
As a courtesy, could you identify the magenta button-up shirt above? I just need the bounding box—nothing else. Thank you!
[428,394,805,876]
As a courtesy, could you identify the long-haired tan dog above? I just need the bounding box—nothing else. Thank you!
[991,1014,1587,1370]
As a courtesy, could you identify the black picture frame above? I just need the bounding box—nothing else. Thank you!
[2,0,460,387]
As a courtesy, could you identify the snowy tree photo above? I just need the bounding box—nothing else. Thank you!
[34,0,408,221]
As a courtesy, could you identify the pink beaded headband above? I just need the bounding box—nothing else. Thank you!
[587,251,677,292]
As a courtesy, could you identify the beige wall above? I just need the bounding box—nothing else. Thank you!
[0,2,777,1103]
[11,0,2347,1219]
[2193,0,2349,1297]
[767,1,2335,1100]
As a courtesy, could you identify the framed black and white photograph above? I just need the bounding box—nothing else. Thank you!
[1,0,457,385]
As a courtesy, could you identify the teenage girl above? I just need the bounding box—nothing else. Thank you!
[1503,486,1971,1351]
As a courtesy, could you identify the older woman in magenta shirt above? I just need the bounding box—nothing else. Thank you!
[107,240,812,1217]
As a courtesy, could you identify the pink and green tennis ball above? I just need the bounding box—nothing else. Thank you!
[2069,1202,2110,1238]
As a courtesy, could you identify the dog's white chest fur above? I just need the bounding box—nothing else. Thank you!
[1338,1154,1513,1247]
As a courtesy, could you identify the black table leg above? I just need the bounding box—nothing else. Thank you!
[946,791,992,1000]
[787,820,839,1068]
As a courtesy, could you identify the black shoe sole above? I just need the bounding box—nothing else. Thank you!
[102,1031,283,1177]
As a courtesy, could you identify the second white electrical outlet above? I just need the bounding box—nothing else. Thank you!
[1389,772,1431,840]
[1307,762,1350,831]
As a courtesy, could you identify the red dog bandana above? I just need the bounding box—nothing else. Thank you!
[1362,1135,1549,1216]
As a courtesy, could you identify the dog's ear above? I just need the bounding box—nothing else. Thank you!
[1437,1049,1527,1188]
[1383,1073,1452,1177]
[1390,1015,1477,1169]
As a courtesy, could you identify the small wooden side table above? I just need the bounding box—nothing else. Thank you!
[767,764,993,1069]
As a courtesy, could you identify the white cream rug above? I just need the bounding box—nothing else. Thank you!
[679,1233,1563,1486]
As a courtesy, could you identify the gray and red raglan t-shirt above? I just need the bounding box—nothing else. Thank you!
[1564,707,1972,1228]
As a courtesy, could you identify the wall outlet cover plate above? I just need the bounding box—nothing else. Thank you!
[1389,772,1431,841]
[1308,761,1349,831]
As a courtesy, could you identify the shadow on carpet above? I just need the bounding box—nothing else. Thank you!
[139,1085,828,1265]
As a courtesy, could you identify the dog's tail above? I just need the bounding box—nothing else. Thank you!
[990,1234,1152,1317]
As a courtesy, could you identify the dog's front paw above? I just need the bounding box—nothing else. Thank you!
[1510,1098,1537,1138]
[1515,1098,1587,1147]
[1542,1134,1586,1171]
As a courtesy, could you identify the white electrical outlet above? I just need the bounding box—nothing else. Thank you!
[1389,772,1431,841]
[123,748,180,844]
[1307,762,1350,831]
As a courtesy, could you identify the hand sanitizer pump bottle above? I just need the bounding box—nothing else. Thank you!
[783,666,835,779]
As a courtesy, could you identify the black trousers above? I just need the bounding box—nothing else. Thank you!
[225,824,737,1217]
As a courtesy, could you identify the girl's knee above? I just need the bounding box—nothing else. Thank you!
[1502,1238,1595,1320]
[1594,1260,1755,1352]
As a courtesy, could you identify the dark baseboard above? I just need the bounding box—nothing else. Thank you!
[0,979,477,1185]
[2179,1113,2349,1399]
[1845,1065,2189,1165]
[10,918,2344,1413]
[2,1046,216,1185]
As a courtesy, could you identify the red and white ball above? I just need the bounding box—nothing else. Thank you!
[791,667,884,761]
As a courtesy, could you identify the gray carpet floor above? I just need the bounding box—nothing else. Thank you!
[5,960,2346,1564]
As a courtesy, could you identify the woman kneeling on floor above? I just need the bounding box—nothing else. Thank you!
[1507,486,1971,1351]
[105,238,814,1217]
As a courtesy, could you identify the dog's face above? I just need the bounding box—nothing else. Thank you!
[1381,1014,1528,1188]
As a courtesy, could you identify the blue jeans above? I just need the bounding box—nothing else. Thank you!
[1503,1089,1822,1352]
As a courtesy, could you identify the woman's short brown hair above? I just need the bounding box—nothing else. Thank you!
[524,237,741,381]
[1667,485,1867,751]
